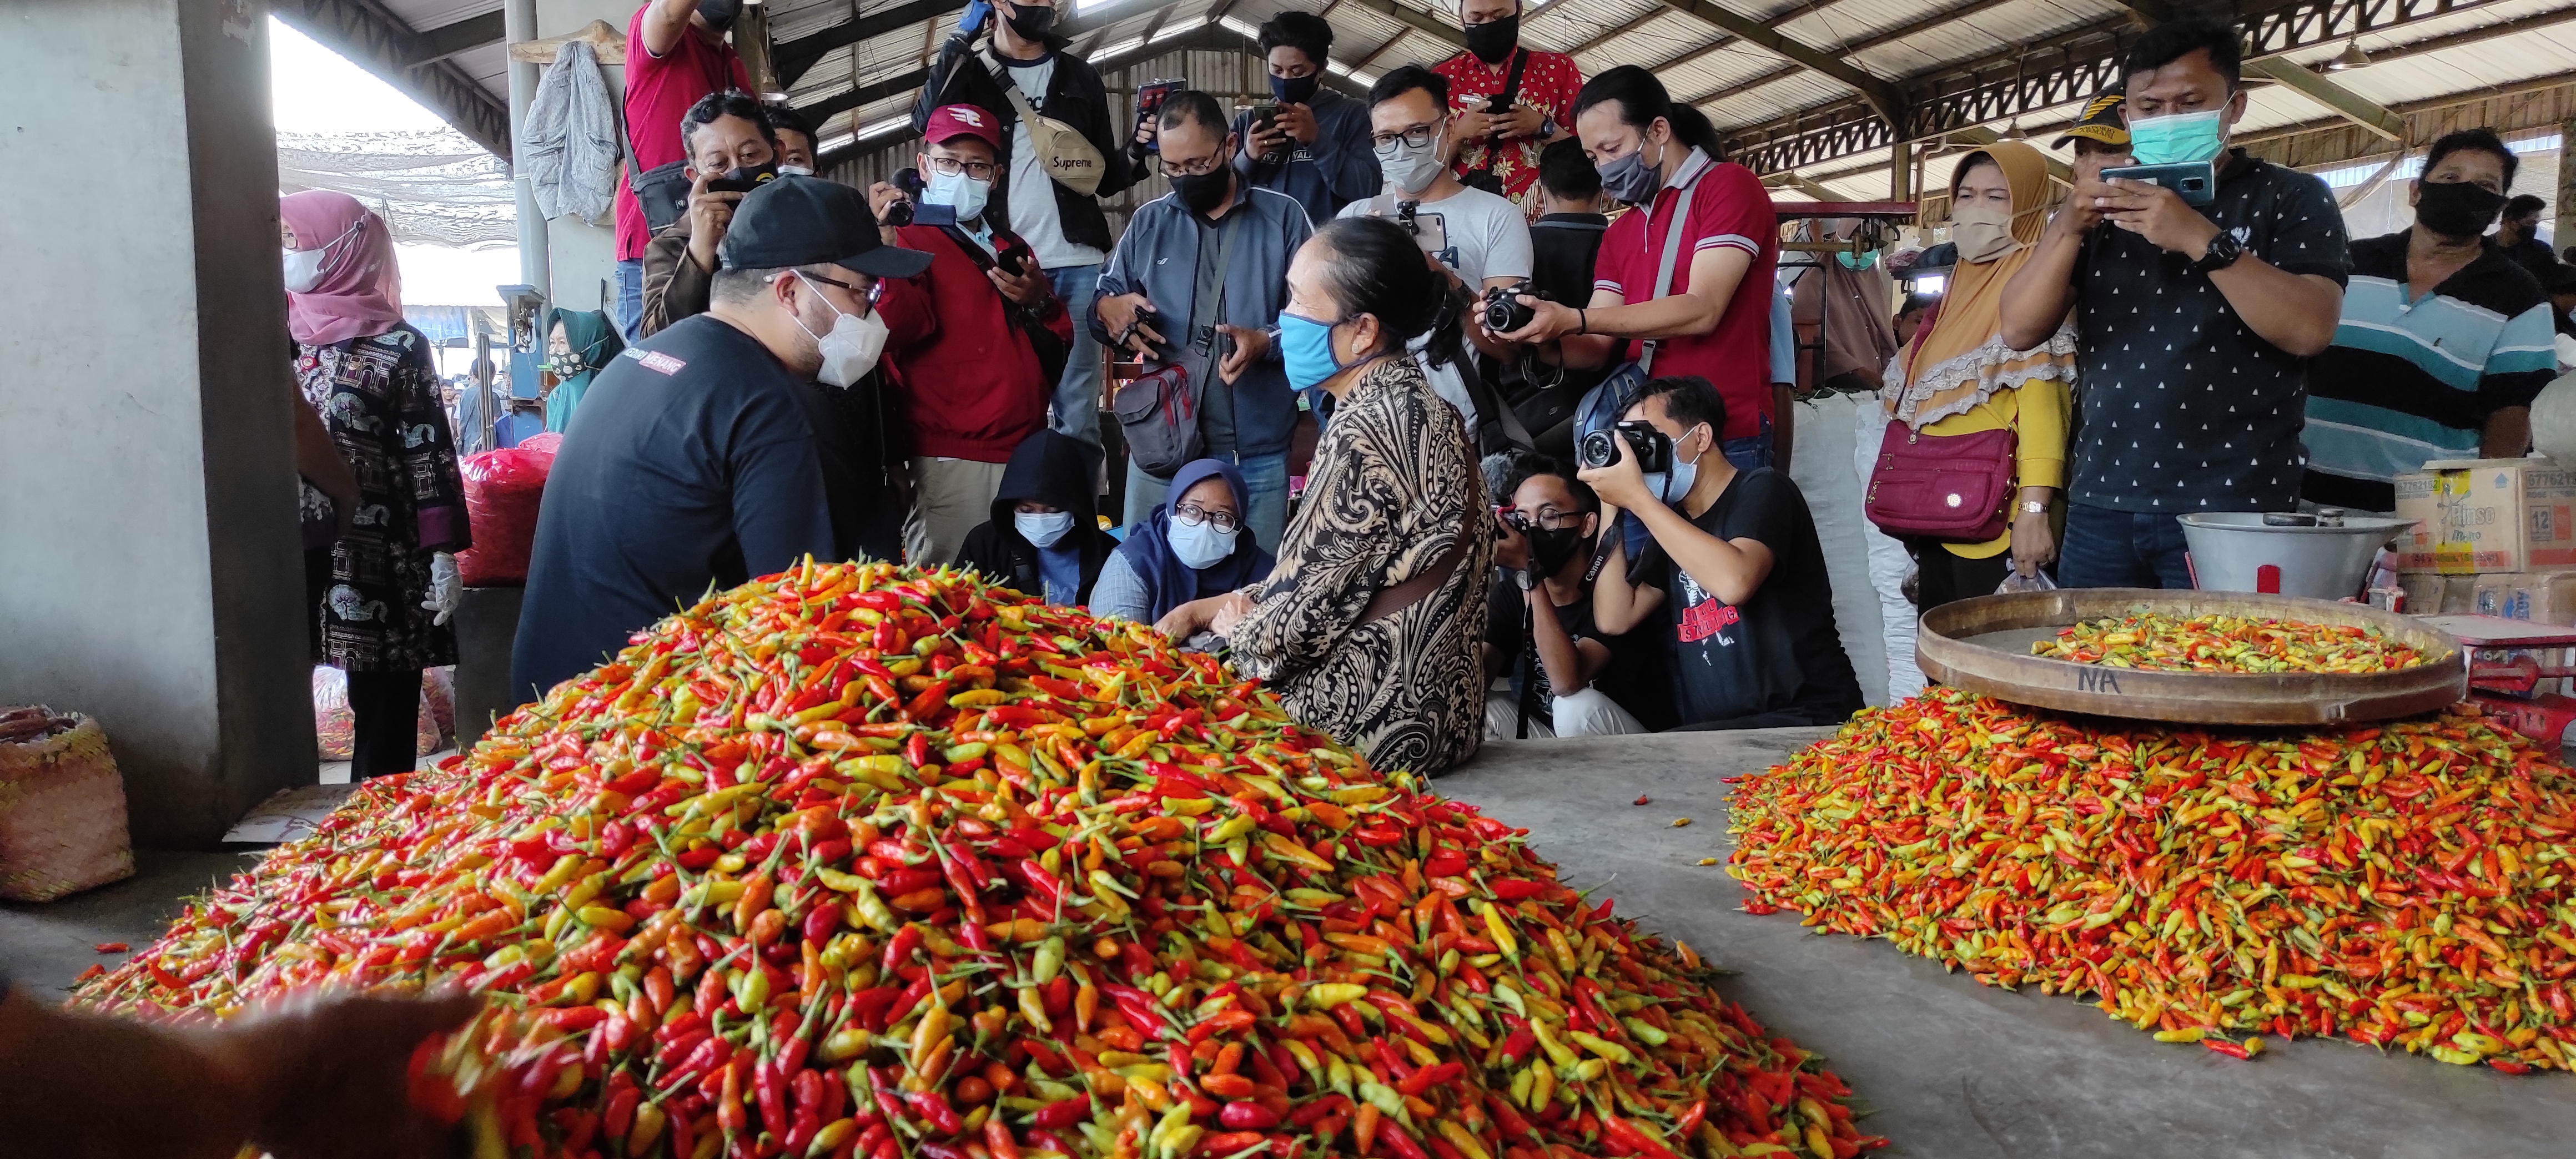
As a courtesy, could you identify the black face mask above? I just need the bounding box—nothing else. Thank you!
[1463,15,1520,65]
[1271,73,1321,106]
[697,0,742,31]
[2417,179,2508,241]
[1176,168,1234,216]
[1000,0,1056,41]
[1526,523,1584,577]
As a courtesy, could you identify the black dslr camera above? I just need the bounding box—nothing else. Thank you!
[1481,279,1537,333]
[1577,420,1672,473]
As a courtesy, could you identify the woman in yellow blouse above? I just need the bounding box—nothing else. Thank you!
[1883,141,2077,606]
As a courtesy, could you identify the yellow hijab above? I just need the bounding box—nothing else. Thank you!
[1888,142,2078,425]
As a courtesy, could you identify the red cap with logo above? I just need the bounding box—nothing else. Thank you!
[924,103,1004,152]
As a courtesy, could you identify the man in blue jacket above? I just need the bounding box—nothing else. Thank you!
[1232,12,1378,224]
[1094,90,1314,550]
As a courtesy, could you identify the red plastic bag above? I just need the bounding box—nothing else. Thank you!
[455,447,554,587]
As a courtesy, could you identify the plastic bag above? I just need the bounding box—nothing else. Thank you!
[455,446,555,587]
[1996,567,2057,594]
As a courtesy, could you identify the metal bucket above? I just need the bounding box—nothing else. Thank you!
[2178,511,2416,601]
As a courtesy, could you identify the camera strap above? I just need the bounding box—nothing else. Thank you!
[1469,49,1530,182]
[1636,178,1699,376]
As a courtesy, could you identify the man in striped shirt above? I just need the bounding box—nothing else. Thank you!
[2303,128,2557,512]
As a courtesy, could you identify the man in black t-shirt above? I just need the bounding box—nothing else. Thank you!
[1583,376,1861,730]
[1485,455,1664,738]
[514,178,932,702]
[2000,19,2349,589]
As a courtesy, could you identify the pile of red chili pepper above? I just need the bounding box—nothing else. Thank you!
[2031,610,2427,674]
[77,561,1878,1159]
[1728,687,2576,1071]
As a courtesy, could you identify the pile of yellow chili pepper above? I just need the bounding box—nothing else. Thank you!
[77,561,1877,1159]
[1728,687,2576,1071]
[2031,611,2427,673]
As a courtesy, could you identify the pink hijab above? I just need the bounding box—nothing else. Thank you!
[281,190,404,346]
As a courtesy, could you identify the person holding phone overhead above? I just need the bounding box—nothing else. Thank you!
[2000,18,2347,589]
[1233,12,1380,224]
[868,104,1073,566]
[1093,91,1313,550]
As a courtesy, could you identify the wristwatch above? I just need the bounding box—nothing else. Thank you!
[2191,230,2243,275]
[2018,500,2049,516]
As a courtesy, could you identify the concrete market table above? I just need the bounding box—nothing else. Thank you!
[1442,729,2575,1158]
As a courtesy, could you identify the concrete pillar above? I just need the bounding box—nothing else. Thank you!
[2559,117,2576,265]
[1890,139,1913,202]
[507,0,553,299]
[0,0,315,845]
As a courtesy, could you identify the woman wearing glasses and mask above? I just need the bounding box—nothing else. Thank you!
[1088,458,1276,629]
[1164,216,1495,775]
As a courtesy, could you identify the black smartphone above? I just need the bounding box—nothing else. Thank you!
[2099,161,2215,206]
[994,233,1035,278]
[1251,103,1281,130]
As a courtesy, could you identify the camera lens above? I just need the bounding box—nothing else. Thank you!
[1577,429,1615,470]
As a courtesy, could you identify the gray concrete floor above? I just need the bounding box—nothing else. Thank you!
[1445,729,2576,1159]
[1,849,258,1001]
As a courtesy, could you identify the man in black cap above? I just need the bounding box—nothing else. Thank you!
[512,177,932,701]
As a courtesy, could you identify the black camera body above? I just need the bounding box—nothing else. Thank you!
[882,167,923,227]
[1482,279,1537,333]
[1577,420,1672,473]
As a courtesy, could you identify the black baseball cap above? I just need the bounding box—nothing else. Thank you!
[2052,92,2130,150]
[718,175,932,280]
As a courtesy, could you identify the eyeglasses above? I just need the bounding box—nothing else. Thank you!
[788,270,885,313]
[1173,502,1241,534]
[1522,507,1587,531]
[1160,152,1229,179]
[1372,125,1441,152]
[925,156,998,181]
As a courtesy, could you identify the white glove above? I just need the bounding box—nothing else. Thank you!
[422,552,462,626]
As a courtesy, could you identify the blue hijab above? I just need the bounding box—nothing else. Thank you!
[1116,458,1274,622]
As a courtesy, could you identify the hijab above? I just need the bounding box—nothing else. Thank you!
[281,190,404,347]
[1115,458,1274,623]
[543,307,624,433]
[1888,143,2079,426]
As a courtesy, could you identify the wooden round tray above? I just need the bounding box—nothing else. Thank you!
[1915,588,2466,725]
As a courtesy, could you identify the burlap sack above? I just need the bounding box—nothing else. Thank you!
[0,713,136,902]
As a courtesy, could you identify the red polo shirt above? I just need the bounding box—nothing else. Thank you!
[1591,150,1778,442]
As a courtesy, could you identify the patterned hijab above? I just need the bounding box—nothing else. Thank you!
[281,190,404,346]
[1888,142,2077,426]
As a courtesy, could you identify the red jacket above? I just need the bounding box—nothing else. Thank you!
[878,224,1073,462]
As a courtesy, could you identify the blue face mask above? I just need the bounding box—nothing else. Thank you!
[1168,515,1237,570]
[1279,310,1356,392]
[1638,425,1708,506]
[1015,510,1075,548]
[2124,108,2227,166]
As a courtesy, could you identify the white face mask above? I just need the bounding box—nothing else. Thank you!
[778,164,816,177]
[1377,129,1447,195]
[1016,510,1076,548]
[925,169,991,223]
[1169,515,1237,569]
[281,218,362,293]
[794,273,889,387]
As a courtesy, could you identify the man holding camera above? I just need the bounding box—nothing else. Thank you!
[2000,19,2346,589]
[1093,92,1312,549]
[865,104,1070,566]
[1583,376,1861,730]
[1235,12,1379,225]
[638,90,777,339]
[1435,0,1582,201]
[1487,455,1658,738]
[616,0,753,340]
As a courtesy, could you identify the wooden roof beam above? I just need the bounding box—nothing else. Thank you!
[1646,0,1903,125]
[2243,57,2405,141]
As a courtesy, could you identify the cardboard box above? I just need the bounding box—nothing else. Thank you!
[2400,572,2478,615]
[2472,571,2576,625]
[2394,458,2576,573]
